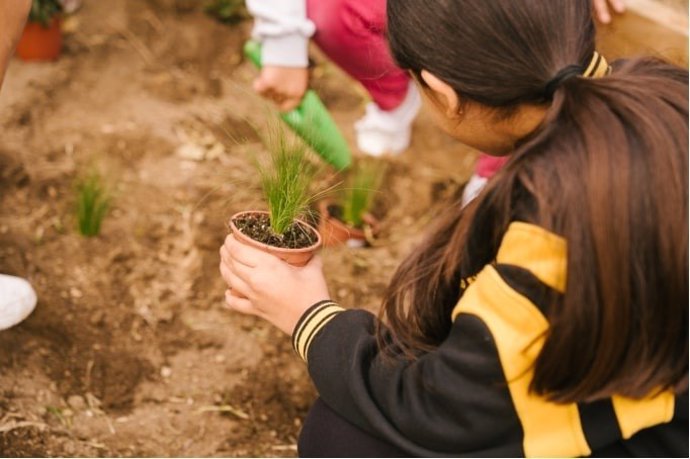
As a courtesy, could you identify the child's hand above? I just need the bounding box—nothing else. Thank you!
[253,66,309,112]
[219,235,331,335]
[593,0,626,24]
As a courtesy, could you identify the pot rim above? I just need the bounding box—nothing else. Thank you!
[318,200,379,235]
[229,210,322,253]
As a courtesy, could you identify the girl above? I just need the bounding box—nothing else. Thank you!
[221,0,687,456]
[245,0,625,160]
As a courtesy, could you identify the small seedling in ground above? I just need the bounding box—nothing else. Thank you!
[75,172,111,237]
[340,158,386,228]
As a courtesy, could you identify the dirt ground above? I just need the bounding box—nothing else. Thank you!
[0,0,686,457]
[0,1,474,456]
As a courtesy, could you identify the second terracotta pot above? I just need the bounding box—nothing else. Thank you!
[16,18,63,62]
[318,201,379,248]
[229,211,322,267]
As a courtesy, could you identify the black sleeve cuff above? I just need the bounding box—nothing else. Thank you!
[291,300,345,362]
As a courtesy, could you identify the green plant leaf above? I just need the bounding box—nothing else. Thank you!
[29,0,62,27]
[75,172,111,238]
[256,125,317,236]
[340,158,386,228]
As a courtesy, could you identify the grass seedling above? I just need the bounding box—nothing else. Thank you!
[205,0,248,24]
[257,127,317,236]
[75,172,111,238]
[340,159,386,228]
[29,0,62,27]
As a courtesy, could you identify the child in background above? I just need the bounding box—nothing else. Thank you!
[221,0,687,456]
[0,0,38,330]
[247,0,626,202]
[246,0,421,157]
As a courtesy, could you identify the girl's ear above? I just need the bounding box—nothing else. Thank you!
[421,70,461,118]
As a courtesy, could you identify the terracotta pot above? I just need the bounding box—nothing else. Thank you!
[317,201,379,248]
[229,211,322,267]
[16,18,63,62]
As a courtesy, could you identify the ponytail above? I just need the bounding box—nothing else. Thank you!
[384,0,687,401]
[528,58,688,400]
[379,56,688,401]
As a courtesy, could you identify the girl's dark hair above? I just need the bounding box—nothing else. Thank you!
[381,0,688,402]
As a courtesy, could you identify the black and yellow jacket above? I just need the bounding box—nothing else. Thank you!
[291,222,688,457]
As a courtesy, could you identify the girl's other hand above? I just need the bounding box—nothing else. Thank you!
[253,66,309,112]
[593,0,626,24]
[219,235,331,335]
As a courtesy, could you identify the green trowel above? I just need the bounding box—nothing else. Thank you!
[244,40,352,171]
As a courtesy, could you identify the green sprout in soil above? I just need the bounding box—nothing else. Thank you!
[29,0,63,27]
[75,172,111,238]
[340,158,386,228]
[257,127,317,237]
[205,0,248,24]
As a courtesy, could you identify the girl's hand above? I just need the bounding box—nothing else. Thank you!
[219,235,331,335]
[593,0,626,24]
[253,66,309,112]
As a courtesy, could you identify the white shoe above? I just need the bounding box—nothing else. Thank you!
[461,174,488,207]
[0,274,37,331]
[354,82,421,156]
[58,0,82,14]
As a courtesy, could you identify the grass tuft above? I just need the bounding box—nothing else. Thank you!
[257,126,317,236]
[75,172,111,238]
[340,158,386,228]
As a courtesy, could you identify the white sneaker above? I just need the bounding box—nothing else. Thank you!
[0,274,37,331]
[57,0,82,14]
[461,174,488,207]
[354,82,421,156]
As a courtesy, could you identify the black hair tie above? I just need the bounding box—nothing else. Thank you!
[543,64,584,99]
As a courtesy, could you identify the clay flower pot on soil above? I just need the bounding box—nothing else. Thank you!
[17,18,62,61]
[17,0,63,61]
[318,200,379,248]
[230,211,322,267]
[319,158,386,248]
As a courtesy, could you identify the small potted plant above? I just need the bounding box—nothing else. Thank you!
[16,0,63,61]
[318,158,386,248]
[229,128,322,267]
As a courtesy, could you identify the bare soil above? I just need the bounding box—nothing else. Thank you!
[1,0,685,456]
[0,0,474,456]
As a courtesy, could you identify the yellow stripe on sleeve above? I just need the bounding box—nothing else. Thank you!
[295,304,345,362]
[612,391,675,439]
[496,222,567,293]
[453,265,591,457]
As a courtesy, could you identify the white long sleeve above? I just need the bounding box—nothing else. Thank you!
[246,0,315,68]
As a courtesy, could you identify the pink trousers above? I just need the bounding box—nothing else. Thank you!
[306,0,506,180]
[305,0,410,111]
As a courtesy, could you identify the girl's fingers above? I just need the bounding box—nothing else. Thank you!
[219,260,232,287]
[610,0,626,13]
[228,256,254,285]
[219,244,231,265]
[225,234,278,267]
[224,289,255,315]
[593,0,611,23]
[279,97,301,112]
[226,265,253,298]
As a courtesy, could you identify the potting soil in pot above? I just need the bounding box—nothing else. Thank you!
[233,213,317,249]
